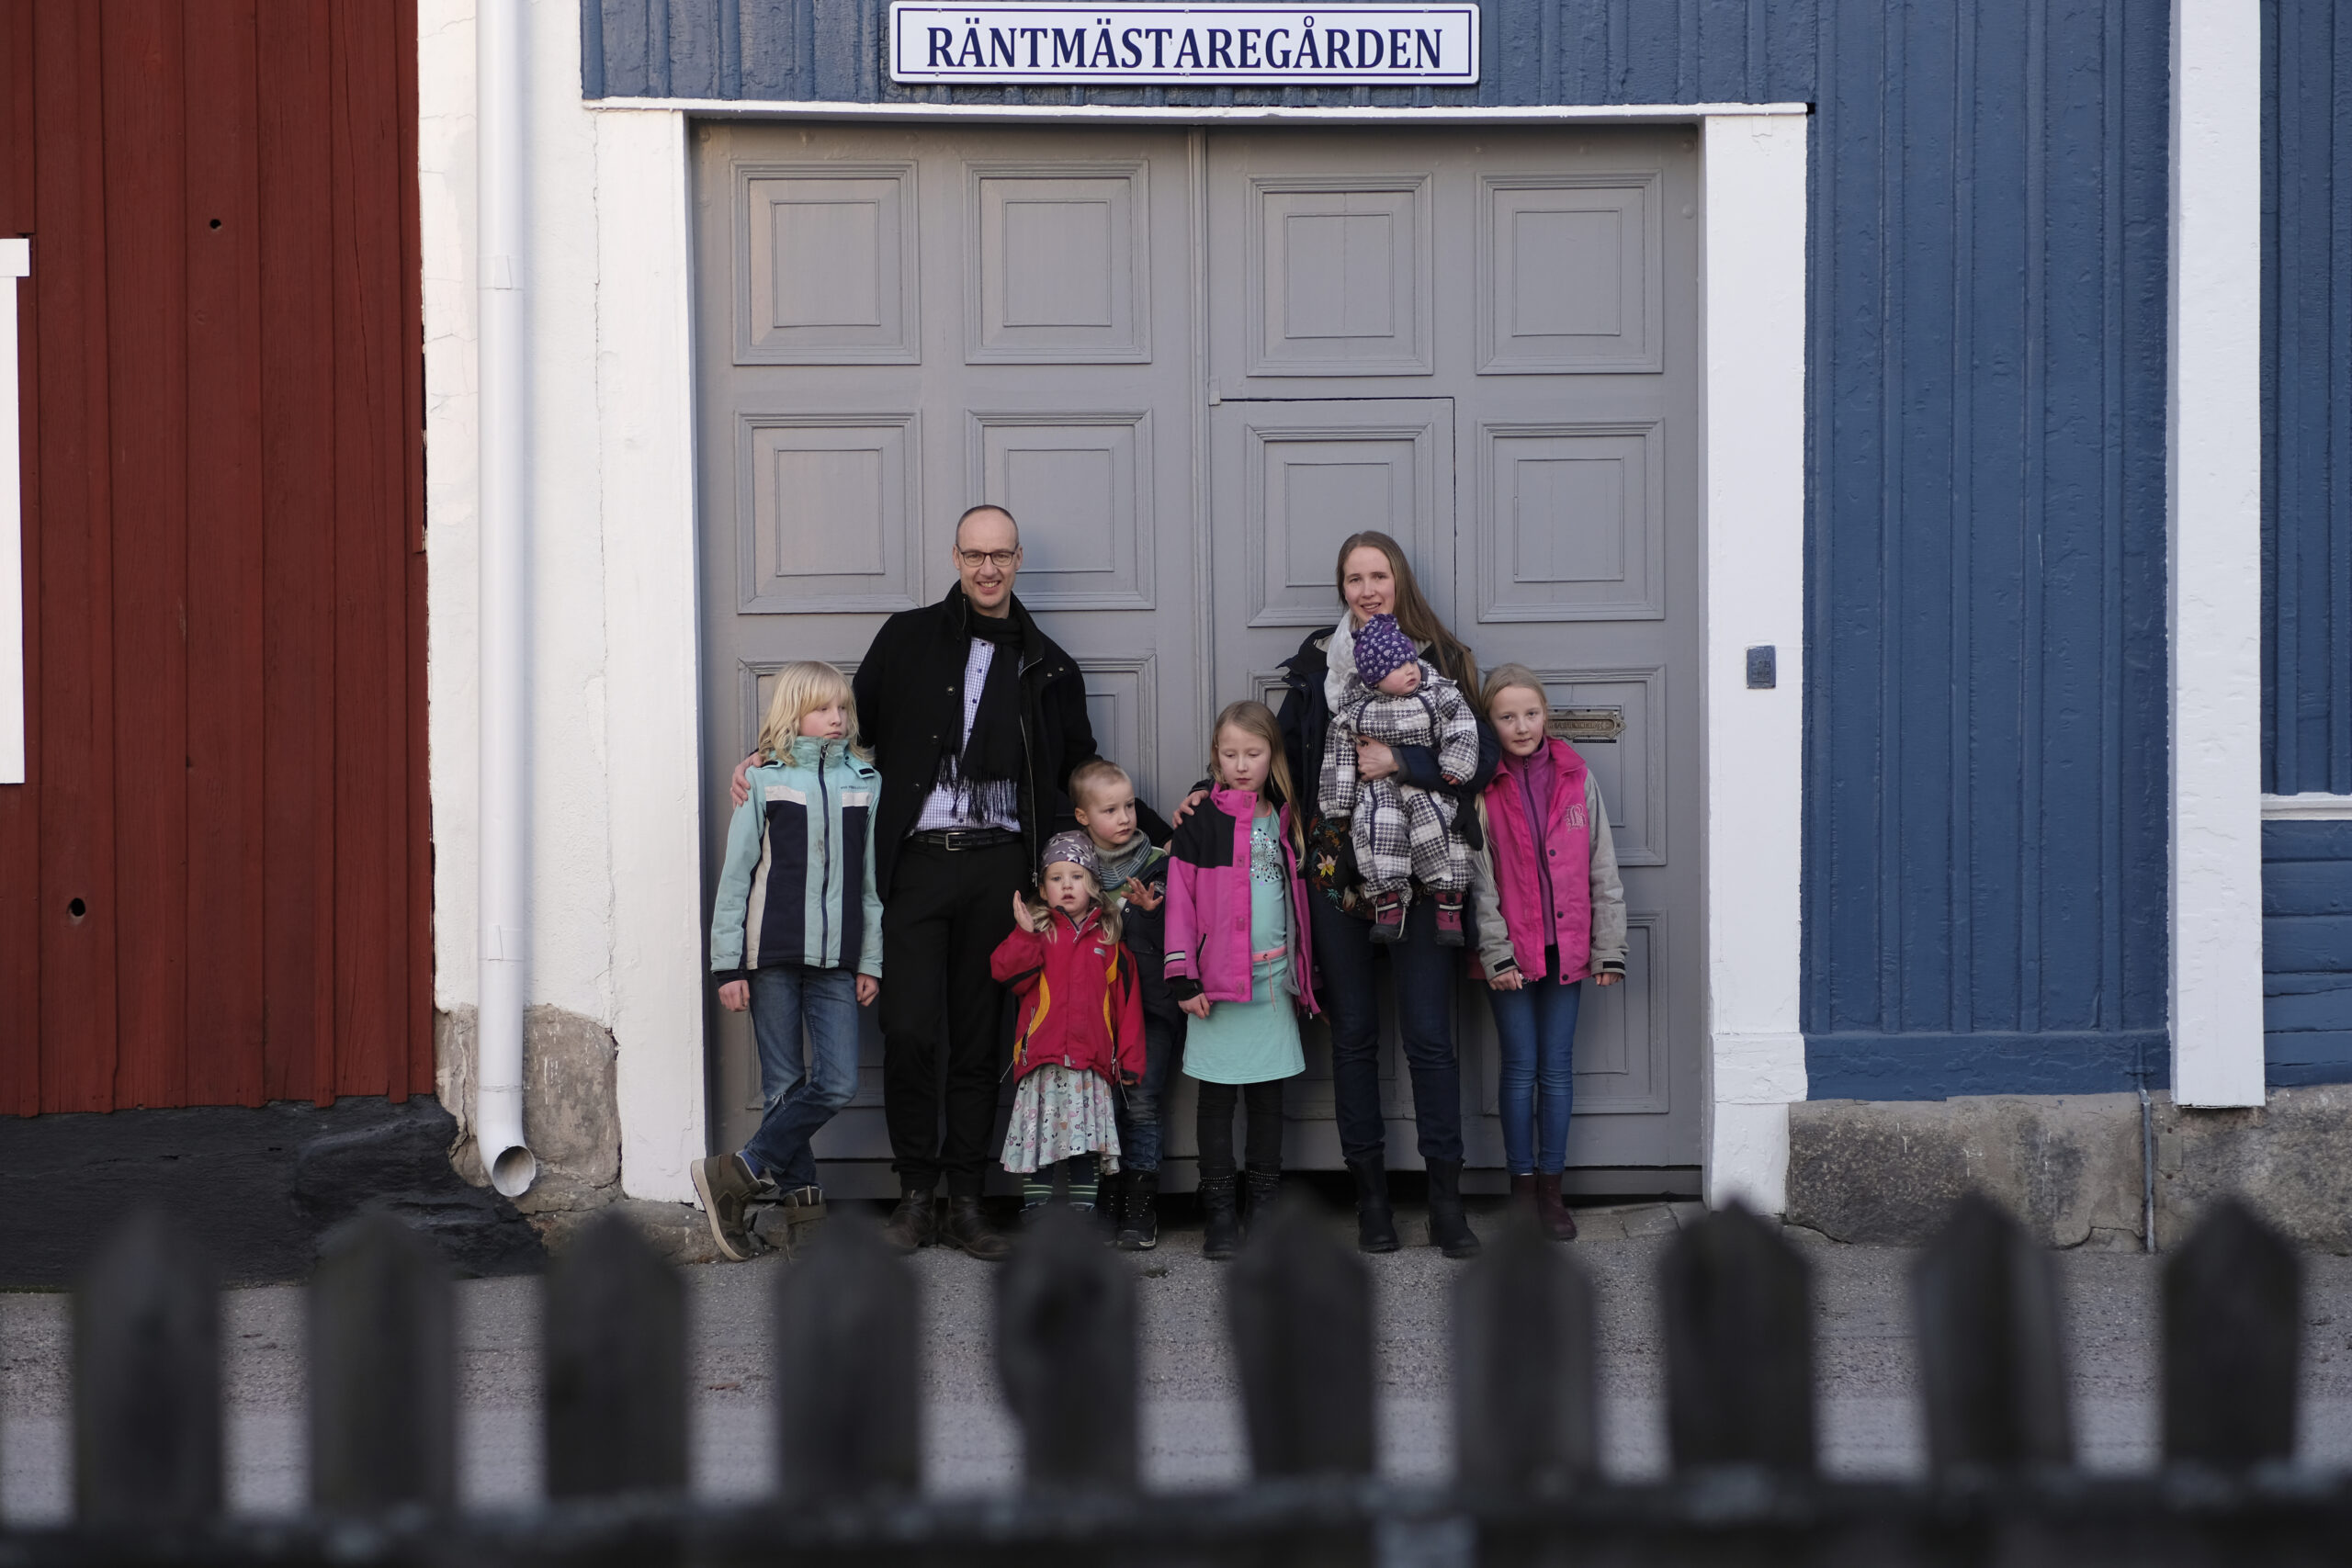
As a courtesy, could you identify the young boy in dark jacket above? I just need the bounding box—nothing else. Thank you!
[1068,758,1185,1250]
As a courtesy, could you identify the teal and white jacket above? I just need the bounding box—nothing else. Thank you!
[710,737,884,984]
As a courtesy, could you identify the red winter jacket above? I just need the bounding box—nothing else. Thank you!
[989,908,1147,1084]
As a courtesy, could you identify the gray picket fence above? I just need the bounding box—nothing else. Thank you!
[15,1191,2346,1566]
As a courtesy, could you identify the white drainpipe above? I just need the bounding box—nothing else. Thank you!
[475,0,536,1198]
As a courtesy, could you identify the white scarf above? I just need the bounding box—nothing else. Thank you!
[1324,611,1433,713]
[1322,613,1358,715]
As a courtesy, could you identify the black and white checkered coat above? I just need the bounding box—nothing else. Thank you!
[1318,664,1482,894]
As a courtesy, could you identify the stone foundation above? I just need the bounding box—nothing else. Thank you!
[436,1004,720,1264]
[1789,1084,2352,1252]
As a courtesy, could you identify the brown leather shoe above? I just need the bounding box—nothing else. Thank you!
[882,1187,938,1254]
[940,1196,1012,1261]
[1510,1171,1537,1221]
[1534,1172,1578,1241]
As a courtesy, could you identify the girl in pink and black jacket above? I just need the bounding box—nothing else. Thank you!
[1466,664,1627,1243]
[1164,700,1319,1260]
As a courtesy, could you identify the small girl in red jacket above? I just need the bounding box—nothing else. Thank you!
[992,830,1147,1221]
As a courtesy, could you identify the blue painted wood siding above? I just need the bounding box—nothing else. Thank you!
[2265,823,2352,1085]
[2265,0,2352,799]
[1803,1,2172,1100]
[2260,0,2352,1087]
[579,0,1819,105]
[591,1,2177,1102]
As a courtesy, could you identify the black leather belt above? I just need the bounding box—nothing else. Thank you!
[910,828,1021,851]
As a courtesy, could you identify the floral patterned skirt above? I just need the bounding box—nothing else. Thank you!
[1001,1063,1122,1174]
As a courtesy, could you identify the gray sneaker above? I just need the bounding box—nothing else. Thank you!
[692,1153,760,1262]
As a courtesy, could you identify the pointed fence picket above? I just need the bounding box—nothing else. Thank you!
[9,1191,2346,1566]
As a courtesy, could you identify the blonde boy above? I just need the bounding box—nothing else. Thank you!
[1068,759,1183,1250]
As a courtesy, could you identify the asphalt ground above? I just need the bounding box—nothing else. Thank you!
[9,1196,2352,1519]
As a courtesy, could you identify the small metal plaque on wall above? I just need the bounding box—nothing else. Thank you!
[888,4,1481,85]
[1549,706,1624,743]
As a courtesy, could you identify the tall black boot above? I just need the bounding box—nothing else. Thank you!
[1200,1175,1241,1260]
[1097,1168,1126,1235]
[1347,1155,1400,1254]
[1115,1169,1159,1251]
[1426,1159,1481,1258]
[1242,1166,1283,1241]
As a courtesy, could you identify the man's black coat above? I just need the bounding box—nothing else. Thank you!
[852,584,1098,894]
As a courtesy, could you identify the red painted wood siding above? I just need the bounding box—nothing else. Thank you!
[0,0,429,1112]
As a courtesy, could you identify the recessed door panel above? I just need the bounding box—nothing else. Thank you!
[735,164,919,364]
[1213,399,1453,639]
[965,162,1151,363]
[1476,174,1663,374]
[1245,178,1432,376]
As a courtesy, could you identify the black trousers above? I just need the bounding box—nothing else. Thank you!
[879,839,1025,1197]
[1195,1078,1285,1180]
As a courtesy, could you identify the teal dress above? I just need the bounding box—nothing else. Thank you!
[1182,815,1306,1086]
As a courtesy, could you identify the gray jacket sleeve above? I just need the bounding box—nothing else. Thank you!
[1586,770,1628,973]
[1468,799,1520,976]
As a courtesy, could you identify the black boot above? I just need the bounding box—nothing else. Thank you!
[1348,1155,1400,1254]
[1242,1167,1283,1241]
[881,1185,937,1255]
[1115,1169,1160,1251]
[1097,1169,1126,1236]
[940,1196,1012,1261]
[1200,1175,1241,1260]
[1426,1159,1481,1258]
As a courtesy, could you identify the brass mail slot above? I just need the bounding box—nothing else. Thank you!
[1548,705,1624,743]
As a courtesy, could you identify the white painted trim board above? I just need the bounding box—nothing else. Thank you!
[0,238,27,787]
[2264,795,2352,822]
[2168,0,2266,1108]
[586,96,1809,124]
[1700,113,1809,1209]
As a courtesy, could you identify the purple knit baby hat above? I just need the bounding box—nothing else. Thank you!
[1353,613,1418,687]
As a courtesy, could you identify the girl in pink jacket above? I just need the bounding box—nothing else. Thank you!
[1164,701,1319,1259]
[1466,665,1627,1242]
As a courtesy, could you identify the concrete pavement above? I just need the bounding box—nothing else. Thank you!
[10,1197,2352,1519]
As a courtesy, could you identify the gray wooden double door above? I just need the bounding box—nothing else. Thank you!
[693,122,1702,1187]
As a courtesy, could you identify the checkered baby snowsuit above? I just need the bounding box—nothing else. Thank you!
[1317,663,1482,897]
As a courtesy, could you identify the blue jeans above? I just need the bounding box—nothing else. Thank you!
[1310,895,1464,1166]
[1487,970,1583,1174]
[740,964,862,1191]
[1113,1013,1182,1172]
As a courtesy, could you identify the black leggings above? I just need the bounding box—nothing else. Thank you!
[1195,1079,1284,1179]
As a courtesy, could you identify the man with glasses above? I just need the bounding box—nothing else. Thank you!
[846,503,1099,1258]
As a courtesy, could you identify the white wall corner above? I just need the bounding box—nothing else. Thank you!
[1,238,29,788]
[2167,0,2266,1108]
[1701,111,1809,1209]
[596,108,707,1203]
[420,0,482,1016]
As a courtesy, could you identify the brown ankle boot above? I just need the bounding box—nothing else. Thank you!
[1510,1172,1537,1220]
[1534,1172,1577,1241]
